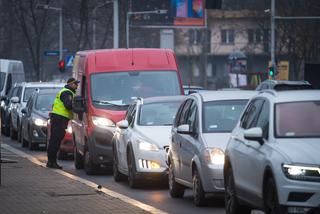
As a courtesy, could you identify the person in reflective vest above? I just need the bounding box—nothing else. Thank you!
[46,77,79,169]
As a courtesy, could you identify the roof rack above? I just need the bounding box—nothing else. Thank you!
[132,97,143,104]
[259,89,277,96]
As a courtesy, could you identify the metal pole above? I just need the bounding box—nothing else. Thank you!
[113,0,119,48]
[126,13,130,48]
[271,0,276,79]
[59,9,63,61]
[93,7,97,49]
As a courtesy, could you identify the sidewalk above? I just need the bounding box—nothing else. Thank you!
[0,145,149,214]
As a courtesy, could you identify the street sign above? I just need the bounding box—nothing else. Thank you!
[65,55,74,67]
[44,48,69,56]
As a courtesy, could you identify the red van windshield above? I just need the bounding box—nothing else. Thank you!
[90,71,181,108]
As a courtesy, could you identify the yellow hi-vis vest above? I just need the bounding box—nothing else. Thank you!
[52,88,75,119]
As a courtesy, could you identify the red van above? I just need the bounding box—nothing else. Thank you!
[71,48,184,174]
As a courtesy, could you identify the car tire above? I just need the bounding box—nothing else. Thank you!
[127,149,140,188]
[4,119,10,137]
[74,146,84,169]
[17,122,22,143]
[193,168,206,206]
[168,160,185,198]
[28,135,38,150]
[113,145,126,182]
[225,167,251,214]
[10,120,17,140]
[84,149,97,175]
[264,177,282,214]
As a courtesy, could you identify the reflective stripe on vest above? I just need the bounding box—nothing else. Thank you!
[52,88,75,119]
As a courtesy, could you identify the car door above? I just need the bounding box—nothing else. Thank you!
[172,99,193,180]
[230,99,264,197]
[23,95,34,142]
[12,86,22,130]
[179,100,199,184]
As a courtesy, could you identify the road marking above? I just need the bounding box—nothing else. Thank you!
[2,144,168,214]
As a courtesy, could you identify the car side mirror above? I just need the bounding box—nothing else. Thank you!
[244,127,264,145]
[21,108,27,114]
[116,120,129,129]
[73,96,86,114]
[177,124,192,134]
[10,96,19,103]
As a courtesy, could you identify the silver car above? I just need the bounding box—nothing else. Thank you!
[168,90,256,206]
[112,96,184,188]
[224,90,320,214]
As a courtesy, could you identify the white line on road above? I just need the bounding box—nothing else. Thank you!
[2,143,168,214]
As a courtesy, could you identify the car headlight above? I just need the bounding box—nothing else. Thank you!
[205,148,225,165]
[66,124,72,133]
[138,141,159,151]
[34,118,47,127]
[92,116,115,128]
[282,164,320,181]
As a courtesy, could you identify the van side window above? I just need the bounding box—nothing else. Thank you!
[5,73,12,95]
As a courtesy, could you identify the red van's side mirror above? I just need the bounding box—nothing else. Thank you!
[73,96,86,114]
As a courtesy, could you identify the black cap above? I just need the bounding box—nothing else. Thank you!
[67,77,80,85]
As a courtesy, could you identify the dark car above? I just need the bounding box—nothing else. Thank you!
[20,89,58,150]
[255,80,313,91]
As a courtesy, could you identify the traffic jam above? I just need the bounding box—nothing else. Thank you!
[1,49,319,214]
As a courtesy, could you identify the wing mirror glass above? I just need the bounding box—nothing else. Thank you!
[116,120,129,129]
[177,124,191,134]
[244,127,264,145]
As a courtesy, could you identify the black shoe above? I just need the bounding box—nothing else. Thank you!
[46,161,62,169]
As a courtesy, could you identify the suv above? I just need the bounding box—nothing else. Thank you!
[255,80,313,91]
[224,90,320,214]
[9,82,63,141]
[168,90,256,206]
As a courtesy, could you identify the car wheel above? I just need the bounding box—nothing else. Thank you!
[10,120,18,140]
[17,122,22,143]
[127,149,140,188]
[4,119,10,137]
[193,168,206,206]
[113,145,126,182]
[28,133,37,150]
[74,146,84,169]
[264,177,282,214]
[84,149,97,175]
[168,160,185,198]
[225,168,251,214]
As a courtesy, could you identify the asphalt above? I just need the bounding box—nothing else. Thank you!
[0,142,150,214]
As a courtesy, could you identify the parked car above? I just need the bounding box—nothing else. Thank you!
[21,89,58,150]
[10,82,63,141]
[255,80,313,91]
[168,90,257,206]
[224,90,320,214]
[71,48,184,175]
[46,120,73,160]
[112,96,184,187]
[1,83,20,136]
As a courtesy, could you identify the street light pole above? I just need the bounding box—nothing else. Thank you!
[126,10,167,48]
[113,0,119,48]
[271,0,276,79]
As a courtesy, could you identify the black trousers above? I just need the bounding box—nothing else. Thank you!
[47,113,69,162]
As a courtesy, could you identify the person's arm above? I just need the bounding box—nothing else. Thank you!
[60,91,73,110]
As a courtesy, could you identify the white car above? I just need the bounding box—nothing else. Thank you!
[168,90,257,206]
[224,90,320,214]
[112,96,184,188]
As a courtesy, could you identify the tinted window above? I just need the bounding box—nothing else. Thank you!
[90,71,181,109]
[241,99,264,129]
[203,100,248,133]
[275,101,320,137]
[274,84,313,91]
[23,87,62,102]
[0,72,5,91]
[255,101,270,139]
[35,94,56,111]
[139,101,181,126]
[177,99,193,126]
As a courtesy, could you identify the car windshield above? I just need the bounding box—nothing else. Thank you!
[0,72,5,91]
[203,100,248,133]
[138,101,182,126]
[24,87,62,102]
[35,93,56,111]
[90,71,181,110]
[275,101,320,138]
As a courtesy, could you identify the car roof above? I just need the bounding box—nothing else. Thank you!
[35,88,60,95]
[261,80,311,85]
[259,90,320,103]
[21,82,64,88]
[194,90,257,102]
[137,96,185,105]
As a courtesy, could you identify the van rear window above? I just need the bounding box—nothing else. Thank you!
[91,71,181,109]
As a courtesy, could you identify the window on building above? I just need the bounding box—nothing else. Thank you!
[221,29,234,44]
[189,29,202,45]
[248,29,267,44]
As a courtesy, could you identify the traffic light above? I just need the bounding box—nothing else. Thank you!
[58,60,65,73]
[268,66,274,78]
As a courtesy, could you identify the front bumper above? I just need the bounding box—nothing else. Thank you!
[30,125,47,144]
[200,163,225,193]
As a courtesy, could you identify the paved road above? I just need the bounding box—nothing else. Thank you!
[3,136,263,214]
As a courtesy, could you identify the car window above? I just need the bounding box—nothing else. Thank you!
[17,86,23,100]
[35,94,56,111]
[177,99,193,126]
[241,99,264,129]
[126,104,136,127]
[186,101,198,133]
[174,100,187,127]
[255,100,270,139]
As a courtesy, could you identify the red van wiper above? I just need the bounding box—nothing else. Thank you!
[92,100,129,107]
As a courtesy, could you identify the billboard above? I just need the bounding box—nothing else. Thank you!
[130,0,205,27]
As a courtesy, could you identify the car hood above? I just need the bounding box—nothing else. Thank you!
[135,126,172,148]
[273,139,320,165]
[34,110,50,119]
[202,132,231,151]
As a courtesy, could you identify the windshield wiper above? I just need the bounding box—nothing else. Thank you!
[92,100,129,107]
